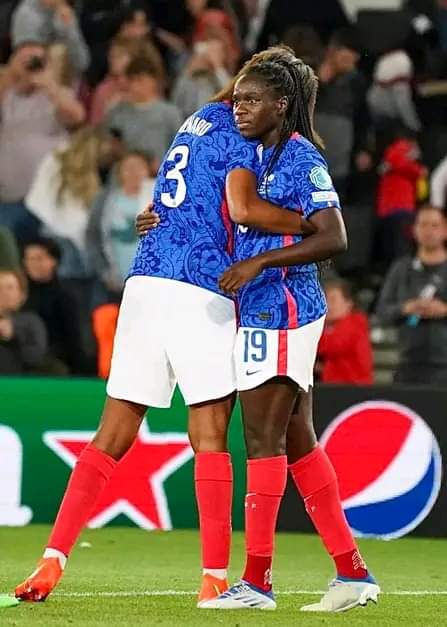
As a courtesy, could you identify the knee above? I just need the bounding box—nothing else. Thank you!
[245,424,287,459]
[92,429,135,461]
[189,423,228,454]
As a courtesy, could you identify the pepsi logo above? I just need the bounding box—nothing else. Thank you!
[320,401,442,540]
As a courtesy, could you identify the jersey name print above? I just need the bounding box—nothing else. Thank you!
[129,102,258,296]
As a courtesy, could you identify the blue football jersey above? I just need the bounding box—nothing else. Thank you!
[129,102,258,295]
[235,134,341,330]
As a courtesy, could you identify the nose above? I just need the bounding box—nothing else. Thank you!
[233,101,248,116]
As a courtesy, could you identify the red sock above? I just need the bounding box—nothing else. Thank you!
[194,452,233,571]
[243,456,287,592]
[47,444,117,556]
[289,446,368,579]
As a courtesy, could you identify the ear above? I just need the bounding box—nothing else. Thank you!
[276,96,288,116]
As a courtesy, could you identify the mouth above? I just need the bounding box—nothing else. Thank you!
[236,119,253,132]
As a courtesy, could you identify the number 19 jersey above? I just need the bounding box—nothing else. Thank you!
[128,102,259,296]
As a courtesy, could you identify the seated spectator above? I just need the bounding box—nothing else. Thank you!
[22,238,87,374]
[317,279,373,385]
[376,129,427,269]
[11,0,90,73]
[367,47,422,151]
[0,269,47,374]
[90,36,165,126]
[105,57,181,165]
[172,37,232,119]
[25,128,110,278]
[315,28,370,197]
[87,151,156,302]
[430,153,447,210]
[0,227,20,270]
[0,42,85,239]
[376,204,447,385]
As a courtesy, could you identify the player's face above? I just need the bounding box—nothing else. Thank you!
[232,75,287,144]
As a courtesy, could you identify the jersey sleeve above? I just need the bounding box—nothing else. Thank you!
[225,131,259,175]
[294,151,341,219]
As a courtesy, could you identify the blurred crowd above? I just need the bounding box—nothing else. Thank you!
[0,0,446,385]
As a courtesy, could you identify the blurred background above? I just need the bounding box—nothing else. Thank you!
[0,0,446,388]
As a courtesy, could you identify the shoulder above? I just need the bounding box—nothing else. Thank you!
[14,311,45,329]
[386,255,413,278]
[287,136,327,165]
[194,101,232,124]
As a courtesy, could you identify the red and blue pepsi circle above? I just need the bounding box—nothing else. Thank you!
[320,401,442,540]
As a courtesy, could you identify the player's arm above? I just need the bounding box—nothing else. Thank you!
[226,169,315,236]
[219,207,347,294]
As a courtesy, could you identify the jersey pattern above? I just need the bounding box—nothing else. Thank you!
[129,102,258,296]
[235,134,341,330]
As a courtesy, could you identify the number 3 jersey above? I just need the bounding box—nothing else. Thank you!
[128,102,258,295]
[235,134,341,330]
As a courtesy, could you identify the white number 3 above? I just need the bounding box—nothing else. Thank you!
[160,145,189,208]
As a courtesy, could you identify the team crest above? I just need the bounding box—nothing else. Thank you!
[310,166,333,190]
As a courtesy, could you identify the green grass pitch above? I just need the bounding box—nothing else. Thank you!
[1,526,446,626]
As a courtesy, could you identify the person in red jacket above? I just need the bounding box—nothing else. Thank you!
[376,130,427,270]
[318,279,373,384]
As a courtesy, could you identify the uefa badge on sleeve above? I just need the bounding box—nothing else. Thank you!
[309,166,333,190]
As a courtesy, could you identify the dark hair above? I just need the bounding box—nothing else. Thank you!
[24,237,62,263]
[324,278,354,302]
[241,56,323,182]
[126,56,160,79]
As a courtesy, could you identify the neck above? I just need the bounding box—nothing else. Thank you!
[418,247,447,265]
[262,127,282,149]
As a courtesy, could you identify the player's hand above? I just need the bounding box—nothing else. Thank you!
[402,299,426,316]
[219,258,264,295]
[135,203,160,236]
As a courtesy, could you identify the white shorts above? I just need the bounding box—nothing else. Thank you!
[107,276,237,407]
[235,316,325,392]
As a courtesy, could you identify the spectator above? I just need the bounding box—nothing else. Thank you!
[0,227,20,270]
[376,204,447,385]
[172,38,232,118]
[0,269,47,374]
[11,0,90,73]
[23,238,87,374]
[105,57,181,165]
[90,36,165,126]
[367,47,422,149]
[256,0,349,50]
[0,42,85,238]
[191,4,242,69]
[87,151,156,302]
[430,153,447,210]
[315,28,370,197]
[317,279,373,385]
[376,130,427,269]
[25,128,110,278]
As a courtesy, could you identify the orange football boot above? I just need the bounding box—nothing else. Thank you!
[15,558,63,602]
[197,573,229,608]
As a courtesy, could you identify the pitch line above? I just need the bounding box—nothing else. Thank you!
[48,590,447,598]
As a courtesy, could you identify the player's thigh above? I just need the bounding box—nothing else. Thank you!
[167,283,237,406]
[106,277,176,408]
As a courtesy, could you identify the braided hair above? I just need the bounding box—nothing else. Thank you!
[241,57,323,185]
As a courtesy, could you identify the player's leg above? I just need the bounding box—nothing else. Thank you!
[16,276,176,601]
[203,376,298,610]
[15,397,147,602]
[287,390,380,612]
[188,394,235,605]
[166,281,238,606]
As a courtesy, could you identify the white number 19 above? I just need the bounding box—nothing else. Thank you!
[160,145,189,208]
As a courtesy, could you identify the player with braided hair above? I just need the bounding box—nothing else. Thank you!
[202,55,380,612]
